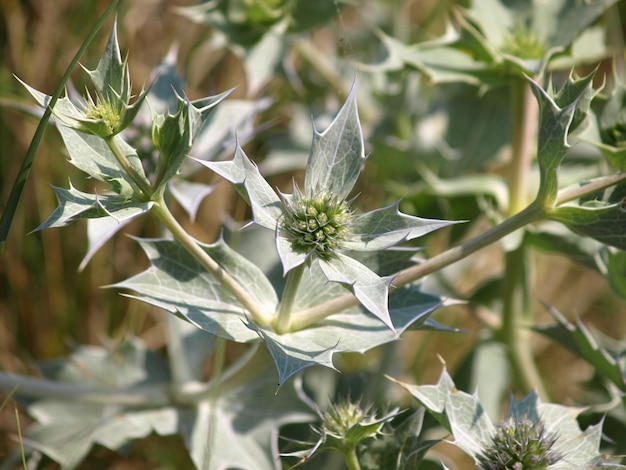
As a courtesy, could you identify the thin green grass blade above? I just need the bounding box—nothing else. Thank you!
[0,0,120,256]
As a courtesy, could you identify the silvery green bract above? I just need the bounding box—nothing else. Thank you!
[391,369,626,469]
[198,83,456,330]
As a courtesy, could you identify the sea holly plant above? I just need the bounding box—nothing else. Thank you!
[389,369,624,469]
[4,3,626,469]
[198,83,456,333]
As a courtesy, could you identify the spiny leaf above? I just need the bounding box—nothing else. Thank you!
[529,78,578,206]
[344,201,459,251]
[113,238,277,343]
[197,144,283,230]
[35,184,152,231]
[319,253,395,330]
[305,81,365,200]
[534,304,626,391]
[254,260,442,386]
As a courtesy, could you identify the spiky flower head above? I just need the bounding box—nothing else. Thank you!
[279,186,353,260]
[316,399,397,452]
[501,24,546,60]
[477,418,563,470]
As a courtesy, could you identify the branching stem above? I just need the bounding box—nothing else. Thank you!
[292,203,545,330]
[150,195,273,326]
[105,135,153,199]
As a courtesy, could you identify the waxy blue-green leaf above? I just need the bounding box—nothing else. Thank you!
[19,338,312,470]
[251,260,442,385]
[114,238,277,343]
[197,144,283,230]
[305,82,365,200]
[35,184,152,231]
[83,20,125,100]
[547,202,626,250]
[319,253,394,330]
[344,202,458,251]
[530,79,578,206]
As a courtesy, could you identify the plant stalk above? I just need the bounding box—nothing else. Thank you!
[274,263,305,333]
[105,135,153,199]
[0,372,169,406]
[150,196,273,326]
[498,77,546,398]
[291,202,545,330]
[343,447,361,470]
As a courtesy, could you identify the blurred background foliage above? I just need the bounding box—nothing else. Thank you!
[1,0,626,467]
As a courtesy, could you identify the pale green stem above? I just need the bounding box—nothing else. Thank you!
[555,171,626,206]
[0,371,169,406]
[274,263,306,334]
[498,78,546,398]
[342,447,361,470]
[173,343,273,404]
[291,203,545,330]
[207,336,226,457]
[105,135,153,199]
[150,196,273,326]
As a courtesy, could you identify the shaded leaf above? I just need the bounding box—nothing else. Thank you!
[114,238,277,343]
[547,201,626,250]
[534,304,626,391]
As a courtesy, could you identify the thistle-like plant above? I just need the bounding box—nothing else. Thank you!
[198,83,455,332]
[390,369,623,469]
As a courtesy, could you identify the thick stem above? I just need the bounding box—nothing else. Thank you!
[0,371,169,406]
[105,135,153,199]
[498,77,546,398]
[150,197,273,326]
[500,246,547,398]
[342,447,362,470]
[508,79,539,215]
[274,264,306,334]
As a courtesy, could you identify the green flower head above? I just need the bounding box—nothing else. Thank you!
[279,187,353,260]
[477,418,562,470]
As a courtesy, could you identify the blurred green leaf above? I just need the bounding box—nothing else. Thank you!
[547,202,626,250]
[534,304,626,392]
